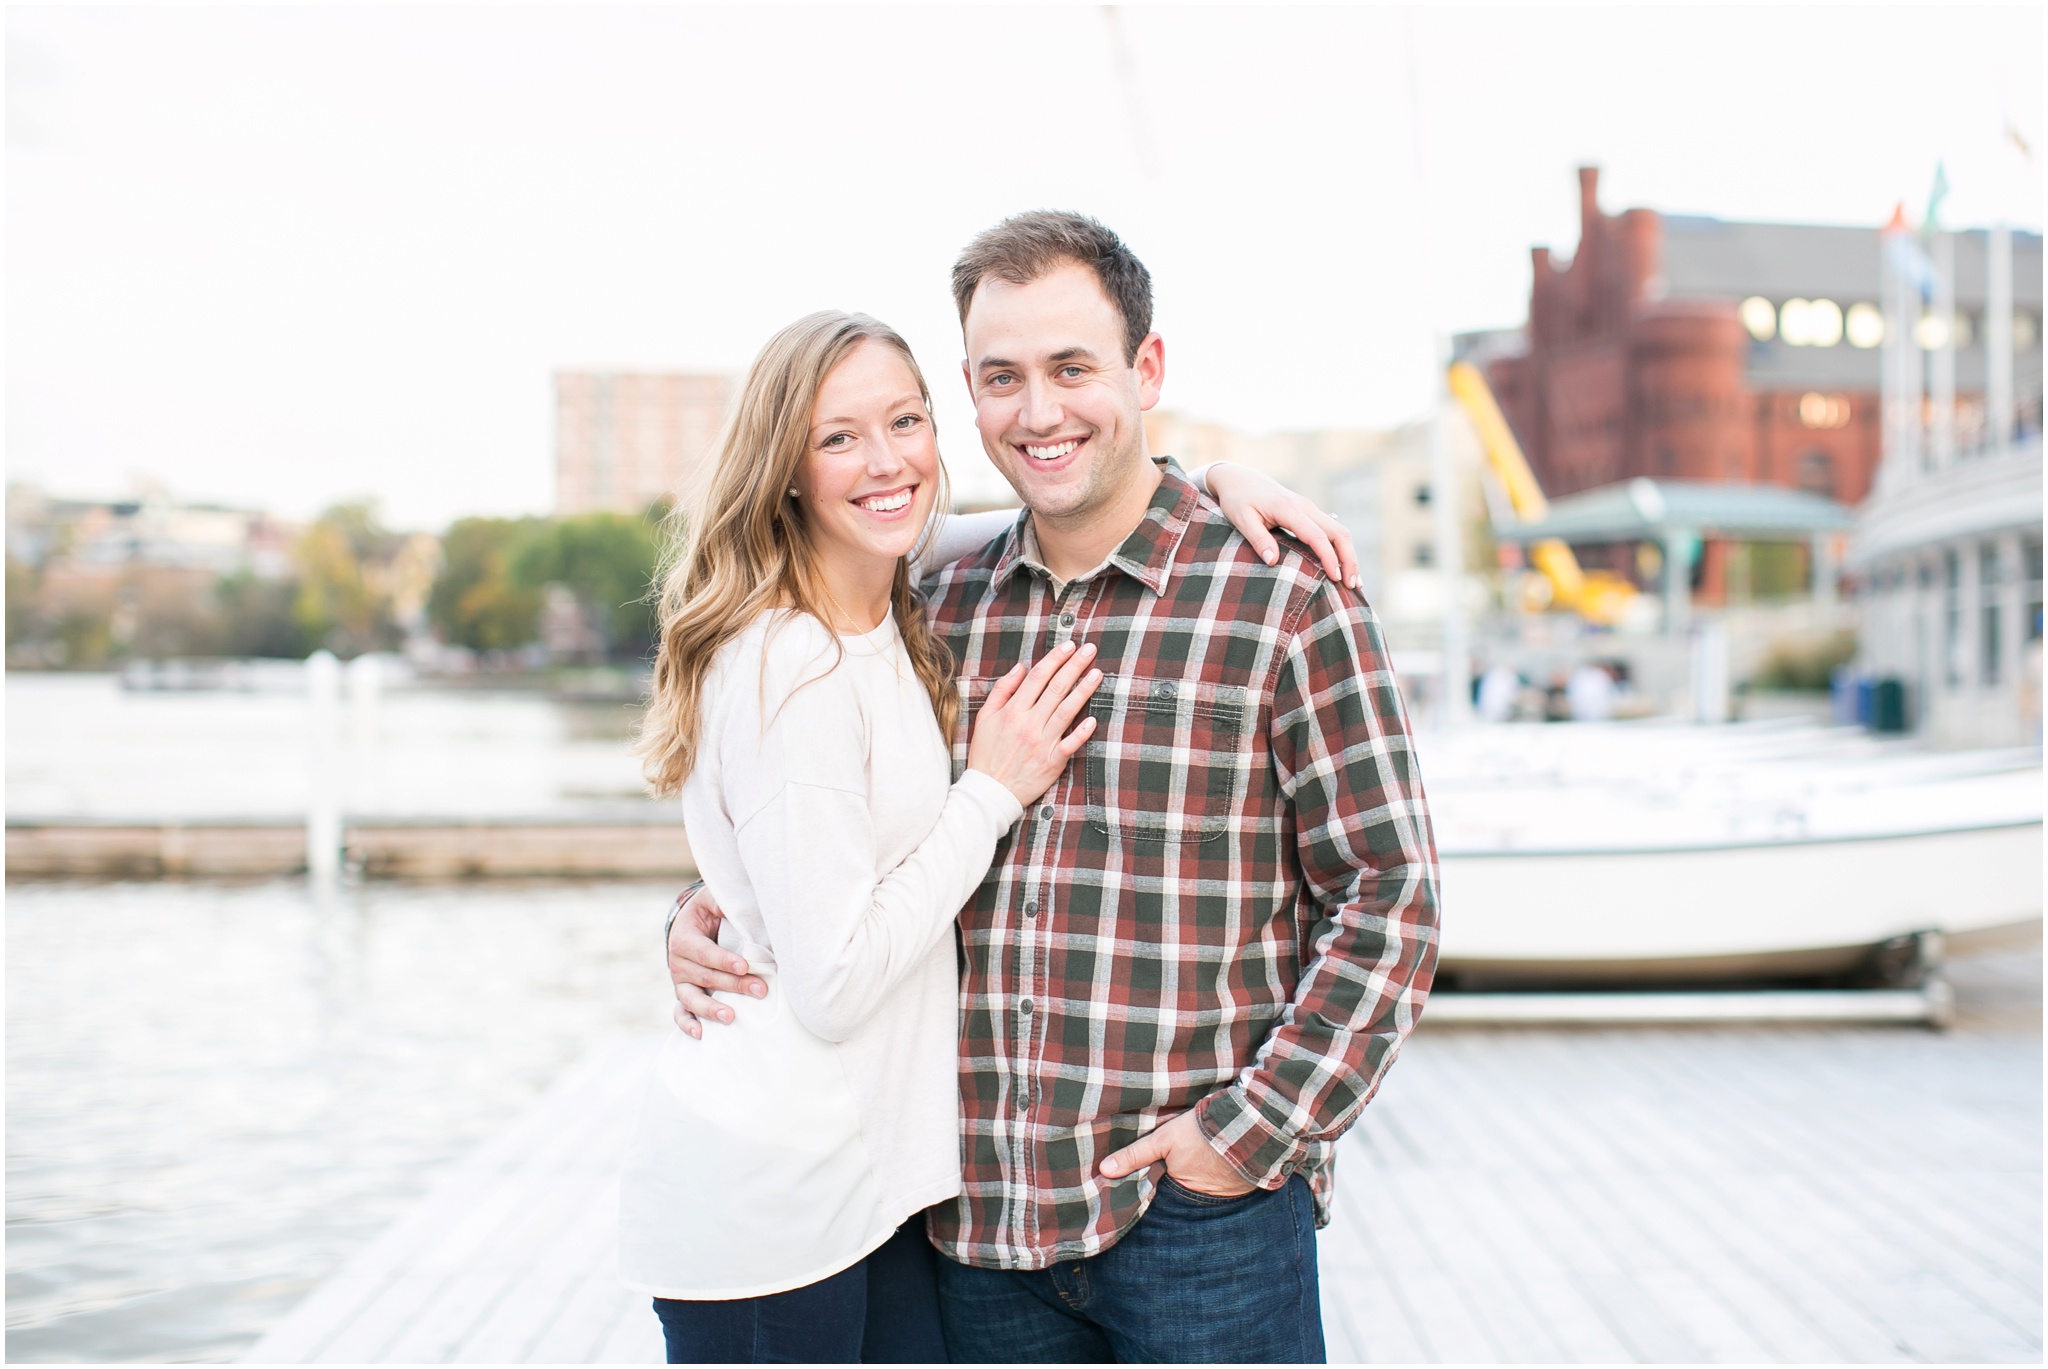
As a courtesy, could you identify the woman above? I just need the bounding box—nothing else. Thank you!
[622,310,1355,1364]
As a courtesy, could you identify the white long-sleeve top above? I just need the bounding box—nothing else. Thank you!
[618,601,1022,1299]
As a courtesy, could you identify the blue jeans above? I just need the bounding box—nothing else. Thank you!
[652,1216,946,1363]
[935,1175,1324,1363]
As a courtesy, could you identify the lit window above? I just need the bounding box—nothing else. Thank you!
[1845,302,1885,348]
[1807,299,1842,346]
[1914,313,1951,350]
[1798,393,1851,429]
[1782,298,1843,347]
[2015,311,2040,351]
[1740,296,1777,342]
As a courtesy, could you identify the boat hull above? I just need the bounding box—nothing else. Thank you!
[1437,821,2042,979]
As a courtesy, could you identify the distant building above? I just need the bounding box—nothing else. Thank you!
[1851,436,2042,747]
[1470,167,2044,514]
[1141,410,1489,626]
[553,372,730,516]
[5,482,299,579]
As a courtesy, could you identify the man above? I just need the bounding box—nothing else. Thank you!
[668,212,1438,1362]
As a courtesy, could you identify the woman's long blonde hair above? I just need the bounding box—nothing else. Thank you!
[637,310,958,796]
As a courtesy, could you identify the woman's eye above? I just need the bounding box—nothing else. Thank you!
[894,414,922,430]
[822,433,850,448]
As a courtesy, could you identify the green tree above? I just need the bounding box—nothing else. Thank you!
[429,517,545,651]
[295,502,402,656]
[6,554,44,656]
[216,571,311,658]
[513,509,662,660]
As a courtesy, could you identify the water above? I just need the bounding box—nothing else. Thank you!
[5,880,677,1363]
[7,673,657,820]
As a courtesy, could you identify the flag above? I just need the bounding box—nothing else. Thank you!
[1921,161,1950,236]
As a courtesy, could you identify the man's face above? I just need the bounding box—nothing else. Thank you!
[961,262,1164,525]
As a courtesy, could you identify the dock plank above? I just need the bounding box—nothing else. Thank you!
[249,972,2040,1364]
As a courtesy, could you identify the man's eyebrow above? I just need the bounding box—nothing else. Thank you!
[975,347,1100,373]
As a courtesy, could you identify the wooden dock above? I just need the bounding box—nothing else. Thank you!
[245,947,2041,1364]
[5,817,693,880]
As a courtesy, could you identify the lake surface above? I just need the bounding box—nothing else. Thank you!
[7,673,657,821]
[5,880,676,1363]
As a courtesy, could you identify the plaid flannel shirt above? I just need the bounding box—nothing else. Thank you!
[920,460,1439,1270]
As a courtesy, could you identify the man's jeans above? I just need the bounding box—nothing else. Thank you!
[934,1174,1324,1363]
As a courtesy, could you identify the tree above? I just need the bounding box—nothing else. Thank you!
[294,502,402,656]
[513,509,663,660]
[216,571,311,658]
[429,517,545,651]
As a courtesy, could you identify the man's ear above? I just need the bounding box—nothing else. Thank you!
[1134,333,1166,412]
[960,357,974,398]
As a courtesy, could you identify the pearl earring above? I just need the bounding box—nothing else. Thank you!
[788,488,799,498]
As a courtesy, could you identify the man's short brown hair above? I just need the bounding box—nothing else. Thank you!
[950,211,1154,363]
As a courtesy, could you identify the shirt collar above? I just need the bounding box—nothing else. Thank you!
[989,456,1198,598]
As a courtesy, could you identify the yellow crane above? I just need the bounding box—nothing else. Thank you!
[1446,361,1639,626]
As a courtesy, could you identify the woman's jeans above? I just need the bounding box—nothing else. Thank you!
[652,1216,946,1363]
[934,1174,1325,1363]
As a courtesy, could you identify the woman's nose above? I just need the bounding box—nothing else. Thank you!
[864,440,906,476]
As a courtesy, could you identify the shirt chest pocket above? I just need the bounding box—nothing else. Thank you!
[1084,676,1253,844]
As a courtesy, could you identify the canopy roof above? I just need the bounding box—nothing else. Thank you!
[1496,478,1855,544]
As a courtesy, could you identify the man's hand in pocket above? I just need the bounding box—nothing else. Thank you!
[1097,1108,1257,1197]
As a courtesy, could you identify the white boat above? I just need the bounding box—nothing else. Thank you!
[1423,718,2042,983]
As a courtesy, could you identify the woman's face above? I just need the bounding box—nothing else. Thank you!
[795,340,940,571]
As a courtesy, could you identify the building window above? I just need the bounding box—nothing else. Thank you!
[1981,542,2004,686]
[2026,536,2044,644]
[1796,451,1835,497]
[1944,549,1962,689]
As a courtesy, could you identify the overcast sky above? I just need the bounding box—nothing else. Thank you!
[7,4,2041,527]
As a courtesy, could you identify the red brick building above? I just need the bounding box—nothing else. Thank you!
[1467,167,2042,513]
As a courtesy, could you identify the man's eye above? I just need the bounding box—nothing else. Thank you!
[1060,366,1084,379]
[988,373,1014,387]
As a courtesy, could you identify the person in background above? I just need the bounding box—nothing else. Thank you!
[1476,663,1521,723]
[1567,661,1619,721]
[668,212,1439,1363]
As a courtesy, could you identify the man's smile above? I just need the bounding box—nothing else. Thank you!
[1017,435,1089,470]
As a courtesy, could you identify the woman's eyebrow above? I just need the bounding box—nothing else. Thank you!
[810,395,924,432]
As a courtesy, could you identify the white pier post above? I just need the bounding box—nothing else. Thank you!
[1692,620,1731,725]
[306,650,342,885]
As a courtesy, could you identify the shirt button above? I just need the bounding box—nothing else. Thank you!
[1016,1090,1031,1111]
[1039,804,1054,821]
[1023,900,1038,917]
[1020,999,1034,1015]
[1060,612,1075,627]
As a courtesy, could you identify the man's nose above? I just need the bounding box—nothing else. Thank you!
[1017,377,1065,436]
